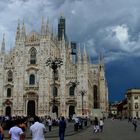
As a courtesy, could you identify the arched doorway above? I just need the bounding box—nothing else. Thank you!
[27,100,35,116]
[5,106,11,116]
[69,106,75,119]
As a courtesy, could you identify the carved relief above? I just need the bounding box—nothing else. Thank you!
[26,32,40,46]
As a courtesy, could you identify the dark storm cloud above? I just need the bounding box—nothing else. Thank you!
[0,0,140,101]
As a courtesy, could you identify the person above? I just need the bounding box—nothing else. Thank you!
[132,117,137,132]
[99,118,104,132]
[9,119,24,140]
[59,116,66,140]
[0,125,4,140]
[19,118,27,139]
[47,117,52,131]
[30,116,47,140]
[74,117,79,131]
[93,117,99,133]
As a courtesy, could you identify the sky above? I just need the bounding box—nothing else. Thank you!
[0,0,140,102]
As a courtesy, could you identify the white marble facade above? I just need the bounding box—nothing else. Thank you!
[0,16,109,118]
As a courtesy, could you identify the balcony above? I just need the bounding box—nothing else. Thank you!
[26,64,39,71]
[24,83,39,92]
[66,96,77,105]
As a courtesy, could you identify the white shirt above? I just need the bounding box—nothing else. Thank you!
[30,122,46,140]
[48,119,52,126]
[99,120,104,126]
[9,126,24,140]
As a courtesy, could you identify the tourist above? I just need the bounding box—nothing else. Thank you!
[59,116,66,140]
[0,124,4,140]
[30,116,47,140]
[93,117,99,133]
[74,117,79,131]
[99,118,104,132]
[9,119,24,140]
[47,117,52,131]
[132,117,137,132]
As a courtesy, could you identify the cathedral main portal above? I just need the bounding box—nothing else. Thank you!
[27,100,35,116]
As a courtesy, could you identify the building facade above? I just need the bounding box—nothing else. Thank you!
[127,89,140,118]
[0,16,108,118]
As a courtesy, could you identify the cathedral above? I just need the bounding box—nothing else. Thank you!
[0,16,109,118]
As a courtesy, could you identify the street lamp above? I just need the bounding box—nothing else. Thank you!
[46,57,63,114]
[80,90,86,115]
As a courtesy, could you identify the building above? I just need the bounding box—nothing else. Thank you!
[126,89,140,118]
[117,99,127,119]
[109,103,118,117]
[0,16,109,118]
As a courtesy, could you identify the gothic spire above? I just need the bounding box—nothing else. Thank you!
[1,33,5,53]
[21,19,26,39]
[83,43,87,62]
[77,43,82,63]
[46,17,49,35]
[16,19,20,41]
[41,16,45,35]
[99,50,104,65]
[51,25,54,40]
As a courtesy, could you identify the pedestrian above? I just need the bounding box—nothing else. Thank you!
[9,119,24,140]
[0,124,4,140]
[59,116,66,140]
[99,118,104,132]
[93,117,99,133]
[30,116,47,140]
[47,117,52,131]
[74,117,79,131]
[132,117,137,132]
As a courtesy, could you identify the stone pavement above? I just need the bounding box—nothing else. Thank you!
[4,119,140,140]
[62,119,140,140]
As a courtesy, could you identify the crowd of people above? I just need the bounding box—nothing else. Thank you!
[0,115,67,140]
[1,114,139,140]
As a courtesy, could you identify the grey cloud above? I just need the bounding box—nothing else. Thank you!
[1,0,140,62]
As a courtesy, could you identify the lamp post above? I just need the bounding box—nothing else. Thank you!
[46,57,63,114]
[80,90,86,115]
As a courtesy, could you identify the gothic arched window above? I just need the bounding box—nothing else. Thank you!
[93,85,99,108]
[30,48,36,64]
[52,86,58,97]
[7,88,11,97]
[69,86,75,96]
[29,74,35,85]
[7,70,13,82]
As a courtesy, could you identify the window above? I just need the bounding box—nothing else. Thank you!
[69,86,75,96]
[7,88,11,97]
[29,74,35,85]
[52,86,58,97]
[54,70,59,80]
[7,70,13,82]
[93,85,99,108]
[136,112,139,118]
[129,103,131,110]
[134,96,138,100]
[30,48,36,64]
[135,103,139,109]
